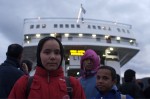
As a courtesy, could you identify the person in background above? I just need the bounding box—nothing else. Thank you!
[20,59,33,75]
[78,49,100,99]
[116,74,121,90]
[94,66,133,99]
[9,36,85,99]
[120,69,144,99]
[143,78,150,98]
[0,44,24,98]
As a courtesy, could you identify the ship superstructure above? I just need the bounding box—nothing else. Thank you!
[23,17,139,76]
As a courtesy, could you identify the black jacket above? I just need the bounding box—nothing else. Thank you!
[0,57,24,98]
[120,82,144,99]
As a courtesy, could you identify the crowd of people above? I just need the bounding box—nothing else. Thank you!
[0,36,150,99]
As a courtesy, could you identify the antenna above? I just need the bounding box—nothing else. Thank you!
[77,4,86,23]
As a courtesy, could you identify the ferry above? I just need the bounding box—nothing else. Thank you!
[22,17,140,77]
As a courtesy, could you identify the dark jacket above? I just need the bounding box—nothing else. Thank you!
[0,57,24,98]
[93,85,133,99]
[9,66,86,99]
[144,86,150,98]
[120,82,144,99]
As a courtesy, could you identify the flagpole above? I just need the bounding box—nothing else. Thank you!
[77,7,82,23]
[77,3,86,23]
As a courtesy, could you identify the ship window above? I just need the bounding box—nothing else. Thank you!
[98,26,101,29]
[60,24,63,28]
[127,30,130,33]
[30,25,34,29]
[102,26,106,30]
[76,24,80,28]
[42,24,46,28]
[108,27,111,31]
[36,24,40,28]
[54,24,57,28]
[106,36,111,43]
[88,25,91,29]
[122,29,125,33]
[96,38,101,41]
[93,25,96,29]
[71,24,75,28]
[65,24,69,28]
[117,28,121,32]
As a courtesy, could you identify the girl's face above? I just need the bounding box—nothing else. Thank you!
[40,39,61,71]
[83,59,94,70]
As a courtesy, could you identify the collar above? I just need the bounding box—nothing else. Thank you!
[35,66,64,78]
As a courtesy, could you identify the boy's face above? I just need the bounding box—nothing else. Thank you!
[96,69,115,94]
[83,59,94,71]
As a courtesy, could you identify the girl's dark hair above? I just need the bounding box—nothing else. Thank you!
[36,36,64,68]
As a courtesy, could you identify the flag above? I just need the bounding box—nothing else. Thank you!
[81,4,86,14]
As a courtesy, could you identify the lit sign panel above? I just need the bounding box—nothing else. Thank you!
[70,50,85,56]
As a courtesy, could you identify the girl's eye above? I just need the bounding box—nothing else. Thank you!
[54,49,60,55]
[44,51,50,54]
[54,51,60,55]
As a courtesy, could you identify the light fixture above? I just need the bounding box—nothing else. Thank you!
[92,34,96,38]
[79,34,83,37]
[36,34,41,38]
[27,41,30,44]
[116,37,121,40]
[129,40,133,43]
[64,33,69,37]
[77,72,80,75]
[26,36,29,39]
[50,33,55,37]
[105,35,109,39]
[110,47,113,51]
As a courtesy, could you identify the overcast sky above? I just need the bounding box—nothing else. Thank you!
[0,0,150,79]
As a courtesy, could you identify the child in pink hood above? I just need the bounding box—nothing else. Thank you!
[78,49,100,99]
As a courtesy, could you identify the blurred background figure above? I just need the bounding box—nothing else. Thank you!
[0,44,24,98]
[20,59,33,75]
[116,74,121,90]
[120,69,144,99]
[143,78,150,98]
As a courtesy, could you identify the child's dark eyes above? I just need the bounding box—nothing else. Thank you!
[97,76,109,80]
[43,49,60,55]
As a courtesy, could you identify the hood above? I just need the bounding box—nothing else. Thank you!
[80,49,100,77]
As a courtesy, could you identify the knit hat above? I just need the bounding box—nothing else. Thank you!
[124,69,135,82]
[36,36,64,69]
[6,44,23,58]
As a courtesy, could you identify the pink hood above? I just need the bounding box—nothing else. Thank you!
[80,49,100,77]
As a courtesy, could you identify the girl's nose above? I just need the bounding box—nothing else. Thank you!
[49,53,55,59]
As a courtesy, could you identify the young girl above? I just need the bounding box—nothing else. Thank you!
[9,36,85,99]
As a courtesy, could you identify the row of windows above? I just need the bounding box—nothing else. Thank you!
[29,24,130,33]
